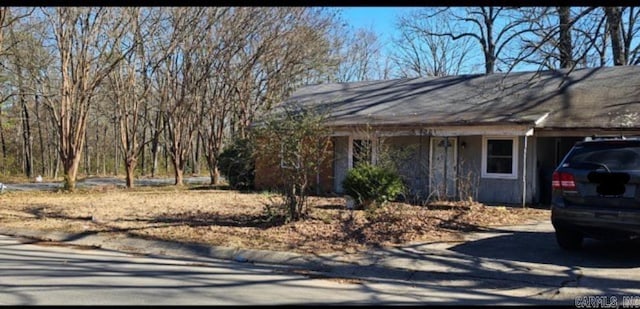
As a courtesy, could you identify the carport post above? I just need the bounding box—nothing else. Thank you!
[522,135,527,207]
[522,129,533,207]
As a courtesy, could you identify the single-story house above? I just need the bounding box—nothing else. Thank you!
[254,65,640,206]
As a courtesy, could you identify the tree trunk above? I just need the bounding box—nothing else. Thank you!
[150,111,161,177]
[21,95,33,178]
[163,121,169,175]
[84,127,90,175]
[605,7,625,65]
[49,132,57,178]
[113,118,119,176]
[151,141,158,177]
[558,6,574,69]
[125,157,137,188]
[0,109,6,174]
[173,156,184,186]
[53,154,59,179]
[102,126,108,175]
[209,163,219,185]
[35,95,46,177]
[63,154,81,191]
[483,7,495,74]
[140,126,146,176]
[193,137,200,175]
[164,146,169,175]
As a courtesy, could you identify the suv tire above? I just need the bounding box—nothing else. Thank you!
[555,227,583,251]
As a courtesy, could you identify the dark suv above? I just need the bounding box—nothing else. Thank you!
[551,136,640,250]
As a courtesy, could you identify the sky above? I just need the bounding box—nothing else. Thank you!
[338,7,485,75]
[339,7,416,54]
[336,7,538,75]
[339,7,414,41]
[337,7,423,77]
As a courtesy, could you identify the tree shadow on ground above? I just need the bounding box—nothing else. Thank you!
[21,205,287,244]
[188,185,232,191]
[448,230,640,269]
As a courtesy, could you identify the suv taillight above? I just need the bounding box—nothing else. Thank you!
[552,171,577,191]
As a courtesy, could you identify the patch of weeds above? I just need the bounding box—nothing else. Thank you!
[363,203,405,223]
[311,209,335,224]
[261,198,288,226]
[259,190,277,198]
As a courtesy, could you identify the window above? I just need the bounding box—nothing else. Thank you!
[567,143,640,171]
[352,139,372,168]
[482,137,518,179]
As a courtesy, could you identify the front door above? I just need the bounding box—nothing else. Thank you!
[429,137,457,200]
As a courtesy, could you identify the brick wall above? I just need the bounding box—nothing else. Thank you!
[254,138,334,195]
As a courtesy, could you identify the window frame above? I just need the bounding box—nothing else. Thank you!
[348,136,377,169]
[481,136,518,179]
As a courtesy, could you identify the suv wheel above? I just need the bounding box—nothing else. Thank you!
[555,227,583,251]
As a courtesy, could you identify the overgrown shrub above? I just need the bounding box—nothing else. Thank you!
[342,163,405,210]
[253,104,332,222]
[217,138,255,190]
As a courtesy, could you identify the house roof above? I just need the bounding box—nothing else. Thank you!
[277,66,640,130]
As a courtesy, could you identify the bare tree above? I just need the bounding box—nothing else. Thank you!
[0,8,34,175]
[197,7,248,185]
[196,7,339,186]
[0,8,8,172]
[393,10,474,77]
[231,7,338,139]
[37,7,136,190]
[105,7,171,188]
[621,7,640,65]
[558,7,576,68]
[605,6,640,65]
[152,7,213,186]
[5,20,48,178]
[0,7,33,61]
[511,7,612,71]
[406,7,533,74]
[334,26,384,82]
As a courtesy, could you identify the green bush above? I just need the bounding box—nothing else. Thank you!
[342,163,405,210]
[217,138,255,190]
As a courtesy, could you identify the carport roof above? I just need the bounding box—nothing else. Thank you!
[274,66,640,130]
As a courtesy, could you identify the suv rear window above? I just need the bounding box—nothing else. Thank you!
[565,142,640,171]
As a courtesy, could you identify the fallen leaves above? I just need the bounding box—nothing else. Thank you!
[0,188,550,255]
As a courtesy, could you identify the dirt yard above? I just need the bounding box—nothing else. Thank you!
[0,185,550,255]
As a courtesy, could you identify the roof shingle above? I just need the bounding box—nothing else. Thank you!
[276,66,640,129]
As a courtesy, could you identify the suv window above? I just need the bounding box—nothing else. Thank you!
[565,142,640,171]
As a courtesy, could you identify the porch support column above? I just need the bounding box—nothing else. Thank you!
[522,128,534,207]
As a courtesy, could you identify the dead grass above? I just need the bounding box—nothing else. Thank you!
[0,186,550,255]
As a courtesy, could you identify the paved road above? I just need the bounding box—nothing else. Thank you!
[0,234,555,306]
[0,235,416,305]
[0,176,211,192]
[4,221,640,306]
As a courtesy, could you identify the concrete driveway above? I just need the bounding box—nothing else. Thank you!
[450,222,640,301]
[325,220,640,304]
